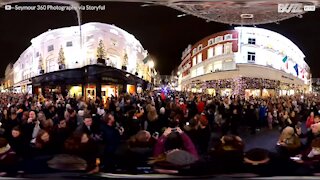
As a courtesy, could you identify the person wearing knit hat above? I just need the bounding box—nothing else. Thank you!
[0,138,18,176]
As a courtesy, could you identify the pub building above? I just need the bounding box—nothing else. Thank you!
[32,64,148,101]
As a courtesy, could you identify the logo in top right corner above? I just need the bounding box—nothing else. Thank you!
[278,3,316,13]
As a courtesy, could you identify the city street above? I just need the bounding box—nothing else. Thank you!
[0,0,320,178]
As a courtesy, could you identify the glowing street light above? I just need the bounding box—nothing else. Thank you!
[148,60,155,69]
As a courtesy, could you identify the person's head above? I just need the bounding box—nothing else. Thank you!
[135,130,151,143]
[315,115,320,123]
[36,130,50,147]
[280,126,295,141]
[10,112,17,120]
[219,135,244,151]
[290,111,295,117]
[29,111,36,120]
[165,132,183,152]
[83,114,92,127]
[11,126,21,138]
[160,107,165,115]
[105,113,115,126]
[199,115,208,127]
[41,119,54,131]
[147,106,158,122]
[58,119,67,128]
[310,111,315,117]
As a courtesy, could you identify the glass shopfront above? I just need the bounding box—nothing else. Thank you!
[85,84,96,100]
[101,85,118,103]
[69,85,83,98]
[207,88,216,96]
[127,84,136,94]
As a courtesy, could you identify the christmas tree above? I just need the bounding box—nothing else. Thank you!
[58,46,65,65]
[96,40,106,59]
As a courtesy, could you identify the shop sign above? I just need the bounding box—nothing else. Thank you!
[102,77,118,83]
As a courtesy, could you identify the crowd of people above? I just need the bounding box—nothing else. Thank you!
[0,90,320,176]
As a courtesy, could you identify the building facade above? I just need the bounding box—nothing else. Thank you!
[3,63,14,92]
[177,27,311,98]
[312,78,320,93]
[7,22,152,99]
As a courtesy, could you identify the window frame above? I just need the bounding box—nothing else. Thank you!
[248,38,256,45]
[66,41,73,47]
[47,45,54,52]
[247,52,256,63]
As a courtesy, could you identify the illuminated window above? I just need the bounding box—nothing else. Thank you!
[66,41,73,47]
[215,36,223,43]
[208,39,214,46]
[223,43,233,54]
[207,47,214,59]
[248,38,256,45]
[213,61,222,71]
[47,45,54,52]
[215,45,223,56]
[224,34,232,40]
[247,52,256,63]
[192,57,197,66]
[197,67,204,76]
[197,53,202,63]
[191,69,196,77]
[192,48,197,55]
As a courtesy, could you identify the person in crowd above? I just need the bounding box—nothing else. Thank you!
[0,138,18,176]
[100,113,123,171]
[306,112,315,130]
[64,131,99,173]
[8,126,27,158]
[208,135,244,173]
[277,126,301,157]
[267,112,273,130]
[151,127,198,170]
[51,119,70,153]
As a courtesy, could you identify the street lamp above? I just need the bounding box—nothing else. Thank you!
[148,60,155,69]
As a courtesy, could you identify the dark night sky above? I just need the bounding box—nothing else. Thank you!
[0,2,320,77]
